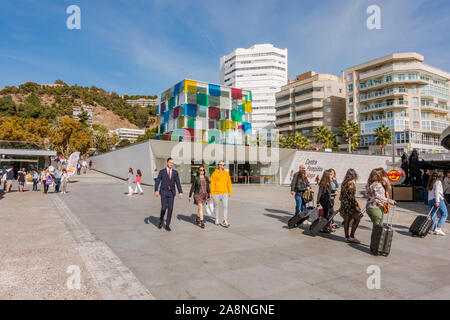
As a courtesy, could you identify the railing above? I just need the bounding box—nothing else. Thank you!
[360,88,406,101]
[360,100,408,112]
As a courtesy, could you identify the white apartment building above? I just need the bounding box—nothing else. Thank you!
[346,53,450,155]
[220,44,288,131]
[126,98,158,107]
[109,128,145,142]
[72,106,93,124]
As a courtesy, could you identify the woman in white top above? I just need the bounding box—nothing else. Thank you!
[61,169,69,194]
[126,168,134,195]
[427,170,448,236]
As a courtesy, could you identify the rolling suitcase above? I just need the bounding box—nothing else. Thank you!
[309,209,339,236]
[370,206,395,256]
[409,207,434,237]
[288,206,317,229]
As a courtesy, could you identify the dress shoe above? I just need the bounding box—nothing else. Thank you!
[158,221,163,229]
[165,226,171,232]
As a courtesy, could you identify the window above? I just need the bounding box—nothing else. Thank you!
[349,95,353,103]
[413,109,419,118]
[327,86,332,93]
[398,86,406,93]
[347,73,353,81]
[348,106,353,113]
[408,73,417,80]
[398,74,405,81]
[339,88,342,93]
[386,75,392,82]
[326,97,331,102]
[347,84,352,92]
[412,98,418,107]
[412,85,417,94]
[413,121,420,129]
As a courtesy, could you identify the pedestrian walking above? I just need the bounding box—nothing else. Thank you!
[210,161,232,228]
[42,168,53,194]
[443,171,450,204]
[61,169,69,194]
[134,169,144,195]
[17,168,26,192]
[5,165,14,193]
[89,160,93,170]
[76,161,81,175]
[126,168,134,195]
[54,165,62,193]
[290,166,310,215]
[316,170,333,233]
[427,170,448,236]
[154,157,183,231]
[339,169,361,243]
[2,167,7,191]
[153,169,158,185]
[82,159,87,174]
[422,169,430,205]
[32,169,39,191]
[189,166,210,229]
[365,168,396,227]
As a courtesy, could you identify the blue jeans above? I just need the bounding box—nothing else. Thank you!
[55,178,61,192]
[423,188,429,204]
[428,199,448,230]
[294,194,306,215]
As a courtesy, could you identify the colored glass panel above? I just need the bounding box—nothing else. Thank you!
[209,95,220,107]
[187,118,196,129]
[208,107,220,120]
[197,93,209,106]
[185,80,197,93]
[173,106,180,119]
[208,84,221,96]
[185,104,197,117]
[231,88,242,99]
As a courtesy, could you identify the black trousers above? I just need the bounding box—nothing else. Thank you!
[44,184,49,193]
[33,179,38,191]
[160,193,175,226]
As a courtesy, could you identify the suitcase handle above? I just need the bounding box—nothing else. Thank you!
[427,206,437,218]
[385,205,396,228]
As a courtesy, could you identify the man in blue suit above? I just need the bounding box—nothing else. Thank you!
[154,157,183,231]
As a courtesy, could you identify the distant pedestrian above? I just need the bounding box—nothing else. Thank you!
[329,168,340,229]
[76,161,81,175]
[1,167,7,191]
[134,169,144,195]
[32,169,39,191]
[54,165,62,193]
[210,161,232,228]
[61,169,69,194]
[189,166,210,229]
[89,160,93,170]
[82,159,87,174]
[17,168,26,192]
[5,165,14,193]
[126,168,134,195]
[153,169,158,185]
[42,168,53,194]
[154,158,183,231]
[339,169,361,243]
[422,169,430,205]
[427,170,448,236]
[443,171,450,204]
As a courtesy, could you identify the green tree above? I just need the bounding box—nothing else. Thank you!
[341,120,360,153]
[116,139,131,149]
[135,128,157,143]
[77,109,90,129]
[92,124,119,153]
[0,96,17,116]
[314,126,333,149]
[50,118,92,157]
[374,124,391,155]
[279,133,311,150]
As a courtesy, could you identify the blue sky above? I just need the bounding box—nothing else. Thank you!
[1,0,449,95]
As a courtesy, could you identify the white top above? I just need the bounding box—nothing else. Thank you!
[428,180,444,203]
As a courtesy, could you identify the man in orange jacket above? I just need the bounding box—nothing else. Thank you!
[211,161,232,228]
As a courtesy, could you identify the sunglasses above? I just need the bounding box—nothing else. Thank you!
[199,169,205,171]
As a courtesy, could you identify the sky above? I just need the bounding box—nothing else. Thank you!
[1,0,449,95]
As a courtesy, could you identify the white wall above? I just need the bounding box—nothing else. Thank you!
[89,141,155,185]
[281,150,391,185]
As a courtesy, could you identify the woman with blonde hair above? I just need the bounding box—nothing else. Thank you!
[365,168,396,227]
[339,169,361,243]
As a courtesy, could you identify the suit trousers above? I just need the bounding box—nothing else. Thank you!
[160,192,175,226]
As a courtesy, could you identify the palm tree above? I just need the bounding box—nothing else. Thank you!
[279,133,310,150]
[374,124,391,155]
[314,126,332,149]
[341,120,360,153]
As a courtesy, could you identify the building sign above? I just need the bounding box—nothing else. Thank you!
[386,168,405,185]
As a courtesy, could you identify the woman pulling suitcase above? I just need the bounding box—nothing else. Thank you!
[339,169,361,243]
[316,170,334,233]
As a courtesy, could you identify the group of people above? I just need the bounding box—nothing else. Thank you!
[1,165,70,194]
[291,164,448,241]
[76,159,91,175]
[151,158,232,231]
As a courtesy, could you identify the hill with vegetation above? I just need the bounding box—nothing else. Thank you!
[0,81,157,130]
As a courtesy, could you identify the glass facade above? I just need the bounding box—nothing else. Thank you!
[156,79,253,145]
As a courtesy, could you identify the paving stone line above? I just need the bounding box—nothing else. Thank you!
[50,194,155,300]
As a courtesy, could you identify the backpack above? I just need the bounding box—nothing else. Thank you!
[6,170,14,180]
[46,175,54,186]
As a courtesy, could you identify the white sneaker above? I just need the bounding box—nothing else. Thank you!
[430,230,436,235]
[435,228,446,236]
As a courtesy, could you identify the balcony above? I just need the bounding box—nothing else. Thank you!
[360,114,408,122]
[277,125,294,132]
[421,103,449,114]
[294,101,322,112]
[275,107,292,117]
[296,111,324,121]
[360,100,409,113]
[295,121,324,129]
[360,88,407,102]
[275,117,294,126]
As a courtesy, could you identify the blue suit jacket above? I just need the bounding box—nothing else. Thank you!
[155,168,183,196]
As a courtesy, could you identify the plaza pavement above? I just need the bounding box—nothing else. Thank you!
[1,170,450,299]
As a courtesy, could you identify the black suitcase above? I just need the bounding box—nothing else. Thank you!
[309,209,339,236]
[288,211,309,229]
[409,208,434,237]
[370,206,395,256]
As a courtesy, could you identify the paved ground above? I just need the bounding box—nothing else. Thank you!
[1,171,449,299]
[52,170,449,300]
